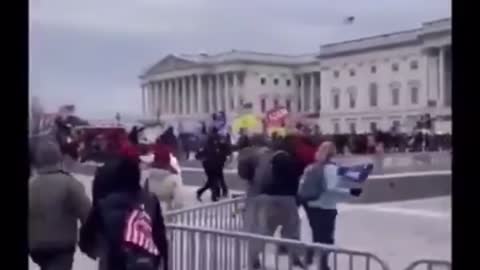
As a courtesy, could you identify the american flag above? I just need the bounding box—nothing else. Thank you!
[123,205,160,255]
[343,16,355,25]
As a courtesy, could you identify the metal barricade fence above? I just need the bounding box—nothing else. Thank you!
[165,196,246,231]
[164,196,449,270]
[403,260,451,270]
[167,224,390,270]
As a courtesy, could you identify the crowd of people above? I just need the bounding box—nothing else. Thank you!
[29,127,177,270]
[234,128,372,269]
[28,118,389,270]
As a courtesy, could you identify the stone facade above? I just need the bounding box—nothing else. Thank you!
[140,18,451,134]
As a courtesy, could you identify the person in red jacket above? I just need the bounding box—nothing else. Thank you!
[151,139,178,174]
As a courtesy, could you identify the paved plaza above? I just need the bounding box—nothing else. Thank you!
[29,173,451,270]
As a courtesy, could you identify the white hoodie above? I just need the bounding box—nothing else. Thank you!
[146,168,184,211]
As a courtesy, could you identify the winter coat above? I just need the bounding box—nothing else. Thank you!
[145,168,184,210]
[29,141,91,252]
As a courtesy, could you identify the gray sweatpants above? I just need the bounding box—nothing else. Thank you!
[248,194,300,262]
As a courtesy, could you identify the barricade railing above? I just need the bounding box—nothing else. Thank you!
[164,195,246,231]
[167,224,390,270]
[403,259,451,270]
[164,197,450,270]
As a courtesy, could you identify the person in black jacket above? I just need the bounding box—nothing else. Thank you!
[248,136,305,269]
[196,127,230,201]
[79,157,168,270]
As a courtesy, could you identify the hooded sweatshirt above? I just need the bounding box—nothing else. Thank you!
[29,140,91,252]
[80,157,168,270]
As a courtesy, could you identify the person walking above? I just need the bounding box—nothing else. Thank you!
[196,127,227,202]
[79,157,169,270]
[145,137,184,210]
[29,140,91,270]
[236,135,269,233]
[248,136,305,269]
[299,141,364,269]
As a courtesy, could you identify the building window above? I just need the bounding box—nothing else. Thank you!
[347,87,357,109]
[411,87,419,104]
[332,89,340,110]
[369,83,378,107]
[260,98,266,112]
[371,66,377,73]
[349,69,356,77]
[349,122,356,134]
[392,120,400,131]
[286,79,291,86]
[392,63,399,72]
[370,122,377,133]
[333,70,340,78]
[314,98,321,112]
[286,99,292,111]
[260,77,266,85]
[410,60,419,70]
[273,98,279,108]
[334,122,340,134]
[273,78,279,85]
[391,88,400,106]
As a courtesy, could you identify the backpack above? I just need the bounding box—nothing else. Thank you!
[101,192,161,270]
[237,147,268,182]
[297,163,326,202]
[252,150,288,194]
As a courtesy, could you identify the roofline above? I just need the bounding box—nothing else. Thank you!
[140,58,319,78]
[180,50,317,59]
[318,17,451,58]
[317,39,422,59]
[321,28,421,49]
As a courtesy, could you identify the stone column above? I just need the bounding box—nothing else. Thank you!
[425,48,440,105]
[170,79,175,115]
[232,72,238,109]
[164,80,169,115]
[156,81,161,116]
[153,82,158,117]
[160,80,165,115]
[209,75,215,113]
[171,80,176,115]
[298,75,303,112]
[183,77,189,115]
[178,78,183,115]
[146,83,151,117]
[188,76,194,115]
[215,74,224,111]
[141,85,146,117]
[438,47,445,108]
[310,73,315,112]
[158,81,162,116]
[196,74,203,114]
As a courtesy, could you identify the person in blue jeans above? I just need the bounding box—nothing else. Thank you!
[303,141,372,269]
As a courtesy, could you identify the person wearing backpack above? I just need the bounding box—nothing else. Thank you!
[298,141,371,269]
[29,140,91,270]
[79,157,168,270]
[248,136,305,269]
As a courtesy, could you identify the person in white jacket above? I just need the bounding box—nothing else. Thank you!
[144,148,185,212]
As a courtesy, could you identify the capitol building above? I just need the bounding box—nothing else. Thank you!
[139,18,451,134]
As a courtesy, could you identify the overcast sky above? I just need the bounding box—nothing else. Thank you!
[30,0,451,119]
